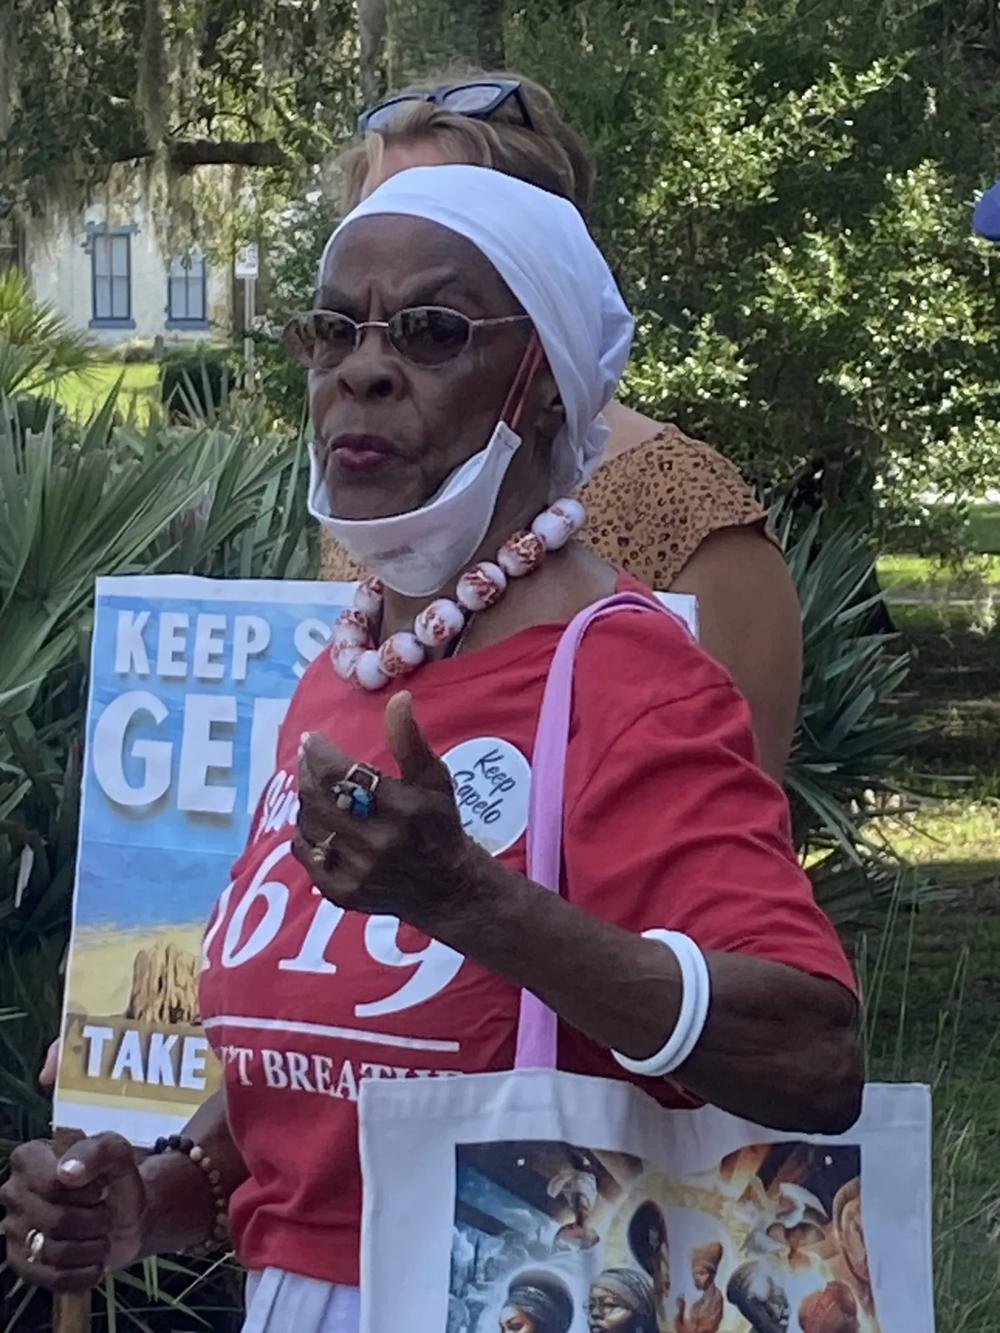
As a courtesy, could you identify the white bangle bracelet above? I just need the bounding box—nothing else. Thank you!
[612,929,712,1078]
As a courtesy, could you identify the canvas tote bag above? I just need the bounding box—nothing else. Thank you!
[358,594,934,1333]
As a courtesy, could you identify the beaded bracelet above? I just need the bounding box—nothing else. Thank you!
[150,1134,230,1257]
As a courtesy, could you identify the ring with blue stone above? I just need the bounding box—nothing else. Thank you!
[333,762,381,818]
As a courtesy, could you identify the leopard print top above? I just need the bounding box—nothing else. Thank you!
[318,426,768,588]
[577,426,770,587]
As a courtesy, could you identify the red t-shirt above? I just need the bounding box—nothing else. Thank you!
[198,579,854,1286]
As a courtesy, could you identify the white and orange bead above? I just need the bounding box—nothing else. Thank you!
[548,497,586,534]
[353,576,385,620]
[497,530,546,578]
[377,631,426,678]
[532,497,585,552]
[414,598,466,648]
[332,607,371,650]
[531,509,572,551]
[354,649,389,692]
[331,643,365,679]
[456,561,507,612]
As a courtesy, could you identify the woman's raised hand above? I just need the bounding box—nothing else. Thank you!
[0,1132,146,1292]
[293,692,484,932]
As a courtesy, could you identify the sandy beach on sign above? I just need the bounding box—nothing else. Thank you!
[66,923,204,1018]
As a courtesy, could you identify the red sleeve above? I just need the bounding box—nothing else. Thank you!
[560,609,855,995]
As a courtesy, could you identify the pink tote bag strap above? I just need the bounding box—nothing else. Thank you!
[514,591,676,1069]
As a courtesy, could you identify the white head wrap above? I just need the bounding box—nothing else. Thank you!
[319,164,634,495]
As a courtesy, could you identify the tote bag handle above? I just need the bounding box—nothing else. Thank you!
[514,591,677,1069]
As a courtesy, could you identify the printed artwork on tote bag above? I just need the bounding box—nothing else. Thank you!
[449,1134,878,1333]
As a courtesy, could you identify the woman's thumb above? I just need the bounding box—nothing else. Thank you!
[385,692,450,792]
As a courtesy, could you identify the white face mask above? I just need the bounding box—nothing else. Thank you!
[307,420,522,598]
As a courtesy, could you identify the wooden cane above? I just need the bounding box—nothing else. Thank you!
[51,1127,92,1333]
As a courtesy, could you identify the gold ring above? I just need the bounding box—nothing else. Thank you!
[308,831,337,869]
[25,1227,45,1264]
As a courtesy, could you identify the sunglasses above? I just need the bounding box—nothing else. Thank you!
[283,306,532,371]
[357,79,533,135]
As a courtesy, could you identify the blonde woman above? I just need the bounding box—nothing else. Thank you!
[322,72,802,781]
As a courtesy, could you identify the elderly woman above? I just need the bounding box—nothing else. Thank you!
[1,166,859,1333]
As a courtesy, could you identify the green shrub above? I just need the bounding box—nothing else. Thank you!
[779,508,931,923]
[159,343,236,418]
[13,392,66,435]
[251,327,309,428]
[0,390,314,1105]
[119,338,158,364]
[0,270,101,397]
[253,189,335,426]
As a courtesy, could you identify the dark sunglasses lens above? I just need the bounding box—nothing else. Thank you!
[285,312,356,369]
[362,95,423,132]
[390,308,471,364]
[440,83,505,115]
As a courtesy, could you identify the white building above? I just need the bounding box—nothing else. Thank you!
[22,190,234,346]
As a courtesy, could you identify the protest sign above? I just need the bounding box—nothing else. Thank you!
[54,575,353,1143]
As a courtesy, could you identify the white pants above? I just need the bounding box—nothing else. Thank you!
[243,1269,361,1333]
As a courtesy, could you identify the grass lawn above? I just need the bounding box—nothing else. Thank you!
[878,552,1000,600]
[877,503,1000,599]
[864,584,1000,1327]
[49,361,160,422]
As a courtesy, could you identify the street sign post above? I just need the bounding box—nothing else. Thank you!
[235,245,259,389]
[235,244,259,280]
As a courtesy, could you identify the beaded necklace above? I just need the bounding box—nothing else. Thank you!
[330,497,586,691]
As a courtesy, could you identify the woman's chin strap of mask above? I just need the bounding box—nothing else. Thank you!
[307,336,549,599]
[498,334,547,434]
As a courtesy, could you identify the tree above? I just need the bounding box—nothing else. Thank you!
[0,0,509,224]
[0,0,360,219]
[358,0,389,105]
[275,0,1000,552]
[508,0,1000,550]
[385,0,506,87]
[357,0,508,107]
